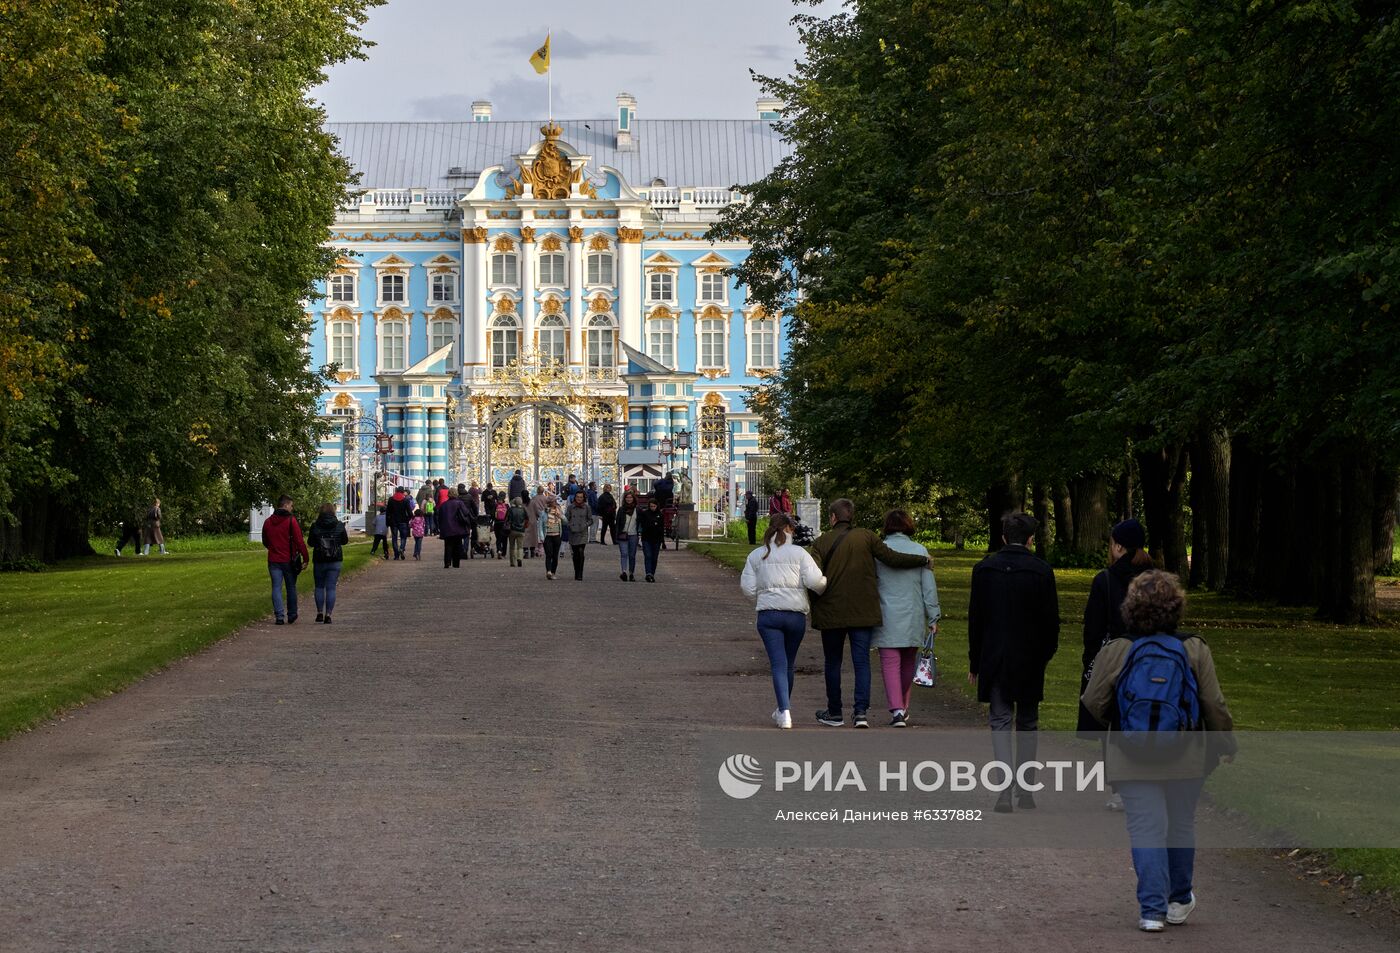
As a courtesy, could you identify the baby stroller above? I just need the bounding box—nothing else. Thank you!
[473,515,495,558]
[790,515,817,547]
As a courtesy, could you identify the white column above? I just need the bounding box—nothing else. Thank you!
[568,230,584,364]
[520,230,536,350]
[617,231,642,353]
[463,229,487,368]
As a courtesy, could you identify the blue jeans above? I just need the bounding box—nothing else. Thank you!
[269,562,298,621]
[391,522,409,558]
[1117,778,1205,919]
[617,534,639,574]
[757,610,806,711]
[642,540,661,577]
[313,561,342,615]
[820,627,873,715]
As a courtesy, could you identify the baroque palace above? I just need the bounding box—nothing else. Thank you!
[312,94,790,520]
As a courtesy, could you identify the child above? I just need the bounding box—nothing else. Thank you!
[423,496,436,536]
[410,507,426,560]
[371,505,389,560]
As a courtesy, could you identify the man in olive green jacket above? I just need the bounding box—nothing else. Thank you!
[809,499,930,728]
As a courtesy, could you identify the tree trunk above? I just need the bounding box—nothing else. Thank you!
[1189,455,1207,589]
[1031,483,1051,556]
[1192,428,1231,590]
[1374,468,1399,571]
[1137,445,1189,578]
[984,478,1021,552]
[3,492,94,563]
[1053,483,1073,550]
[1069,472,1111,555]
[1321,454,1379,624]
[1225,435,1262,596]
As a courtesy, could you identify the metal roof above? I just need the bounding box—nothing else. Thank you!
[325,119,792,191]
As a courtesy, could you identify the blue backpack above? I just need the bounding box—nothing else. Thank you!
[1115,635,1201,753]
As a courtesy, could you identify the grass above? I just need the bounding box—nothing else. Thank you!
[0,539,374,740]
[691,538,1400,891]
[93,531,267,554]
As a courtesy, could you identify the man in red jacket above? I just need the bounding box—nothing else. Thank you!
[261,495,310,625]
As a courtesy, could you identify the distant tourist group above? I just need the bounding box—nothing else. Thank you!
[739,502,1237,933]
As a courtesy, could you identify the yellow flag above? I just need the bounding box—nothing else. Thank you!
[529,34,551,75]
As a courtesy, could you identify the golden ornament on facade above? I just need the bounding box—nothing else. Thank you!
[333,392,353,408]
[542,296,563,315]
[495,297,516,314]
[588,234,610,251]
[539,234,563,252]
[581,209,619,219]
[569,226,584,243]
[589,295,611,313]
[702,368,723,380]
[463,226,489,243]
[378,307,405,322]
[617,227,644,244]
[520,226,536,243]
[701,304,725,320]
[505,123,583,200]
[493,235,516,253]
[334,371,355,384]
[648,306,674,321]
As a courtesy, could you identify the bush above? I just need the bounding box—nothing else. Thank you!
[0,555,46,573]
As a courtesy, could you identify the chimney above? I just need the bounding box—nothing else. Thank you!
[616,92,637,150]
[471,100,492,122]
[756,97,782,121]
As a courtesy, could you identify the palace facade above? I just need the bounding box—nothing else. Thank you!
[311,94,790,517]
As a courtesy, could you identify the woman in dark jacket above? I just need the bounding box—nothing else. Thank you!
[637,498,666,582]
[1077,519,1155,736]
[308,503,349,624]
[595,484,617,545]
[744,491,760,545]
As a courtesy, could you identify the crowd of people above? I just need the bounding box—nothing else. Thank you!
[738,502,1236,933]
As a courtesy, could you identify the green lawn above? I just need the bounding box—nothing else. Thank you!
[691,539,1400,890]
[0,539,373,739]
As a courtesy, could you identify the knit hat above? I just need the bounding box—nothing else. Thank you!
[1111,518,1146,551]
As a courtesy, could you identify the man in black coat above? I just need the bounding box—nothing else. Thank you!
[968,512,1060,812]
[508,469,527,503]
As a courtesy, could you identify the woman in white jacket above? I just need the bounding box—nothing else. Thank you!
[741,514,828,728]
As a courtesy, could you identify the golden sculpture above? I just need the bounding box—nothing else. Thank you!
[569,226,584,243]
[588,234,610,251]
[463,226,489,243]
[493,235,516,253]
[542,296,563,315]
[506,123,583,200]
[589,295,611,313]
[495,297,516,314]
[539,234,563,252]
[617,227,644,244]
[520,226,536,243]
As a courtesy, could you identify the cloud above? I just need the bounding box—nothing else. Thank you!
[746,43,789,60]
[410,94,476,121]
[488,28,652,60]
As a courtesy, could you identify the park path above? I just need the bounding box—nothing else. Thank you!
[0,542,1395,952]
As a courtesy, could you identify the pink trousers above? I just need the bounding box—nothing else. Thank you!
[879,647,918,712]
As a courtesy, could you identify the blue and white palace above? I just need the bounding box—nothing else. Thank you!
[310,94,790,517]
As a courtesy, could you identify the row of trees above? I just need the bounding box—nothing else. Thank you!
[716,0,1399,623]
[0,0,379,560]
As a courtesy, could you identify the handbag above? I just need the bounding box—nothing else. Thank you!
[913,627,938,687]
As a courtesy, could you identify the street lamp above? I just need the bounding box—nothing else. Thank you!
[674,429,691,451]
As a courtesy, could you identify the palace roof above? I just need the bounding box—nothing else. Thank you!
[325,119,791,191]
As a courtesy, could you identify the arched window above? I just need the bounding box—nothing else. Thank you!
[747,317,777,371]
[586,314,615,370]
[490,314,519,369]
[647,311,675,369]
[698,317,727,371]
[490,252,518,286]
[328,313,357,372]
[328,273,356,303]
[538,252,565,286]
[586,251,614,285]
[538,314,567,366]
[379,316,406,371]
[429,310,456,358]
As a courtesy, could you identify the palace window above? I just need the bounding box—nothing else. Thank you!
[490,314,519,369]
[647,316,676,369]
[429,313,456,358]
[379,317,407,371]
[586,314,615,370]
[538,252,566,286]
[490,252,519,286]
[328,315,357,373]
[328,273,356,303]
[430,273,456,303]
[379,273,406,304]
[699,272,727,303]
[748,317,777,370]
[586,251,614,286]
[538,315,567,366]
[538,411,567,449]
[699,317,727,371]
[647,271,674,302]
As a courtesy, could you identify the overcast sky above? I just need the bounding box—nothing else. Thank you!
[314,0,823,123]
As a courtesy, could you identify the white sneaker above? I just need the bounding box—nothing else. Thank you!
[771,709,784,727]
[1106,793,1124,811]
[1139,918,1166,933]
[778,709,792,729]
[1167,893,1196,925]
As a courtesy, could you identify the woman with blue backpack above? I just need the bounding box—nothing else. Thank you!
[1081,570,1236,934]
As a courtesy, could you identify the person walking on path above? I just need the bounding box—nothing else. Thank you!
[410,508,426,561]
[460,488,481,559]
[115,505,143,556]
[809,498,931,729]
[1082,571,1236,933]
[436,480,450,507]
[423,495,436,536]
[436,488,470,569]
[873,509,941,728]
[565,490,595,580]
[638,498,666,582]
[307,503,348,624]
[744,490,760,545]
[527,488,549,560]
[585,481,599,512]
[370,505,389,559]
[968,512,1060,812]
[541,497,565,579]
[416,481,433,512]
[261,494,308,625]
[506,496,530,567]
[1079,519,1155,738]
[741,514,828,729]
[769,488,793,518]
[595,484,617,545]
[508,469,527,503]
[491,495,509,559]
[614,489,641,581]
[386,486,413,561]
[481,482,498,518]
[141,497,167,556]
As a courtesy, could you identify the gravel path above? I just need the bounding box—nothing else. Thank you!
[0,545,1394,951]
